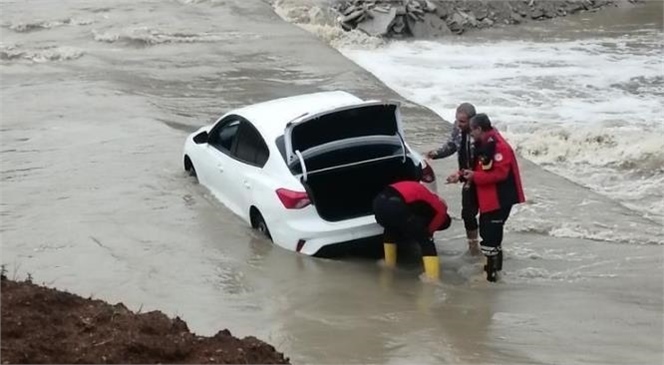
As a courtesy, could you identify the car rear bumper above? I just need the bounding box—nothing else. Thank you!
[270,213,384,256]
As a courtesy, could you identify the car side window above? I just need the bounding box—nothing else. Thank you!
[234,122,269,167]
[209,119,241,153]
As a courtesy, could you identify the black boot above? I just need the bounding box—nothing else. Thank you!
[496,248,503,272]
[484,255,499,282]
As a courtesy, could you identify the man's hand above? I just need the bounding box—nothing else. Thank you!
[462,169,474,181]
[445,173,460,184]
[426,150,438,160]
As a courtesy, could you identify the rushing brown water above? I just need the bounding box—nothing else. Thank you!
[2,1,662,363]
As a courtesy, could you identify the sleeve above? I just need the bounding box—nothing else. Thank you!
[473,145,513,186]
[440,213,452,231]
[426,195,449,234]
[432,127,459,159]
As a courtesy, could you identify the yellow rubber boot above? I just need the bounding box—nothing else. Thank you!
[422,256,440,281]
[383,243,397,268]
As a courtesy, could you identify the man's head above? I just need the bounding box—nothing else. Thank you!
[456,103,476,132]
[469,113,492,139]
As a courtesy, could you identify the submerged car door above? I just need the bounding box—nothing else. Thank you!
[203,117,244,215]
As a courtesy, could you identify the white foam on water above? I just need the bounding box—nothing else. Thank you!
[271,0,385,49]
[0,45,85,62]
[506,217,664,245]
[339,35,664,223]
[507,267,586,283]
[270,0,664,245]
[4,17,94,32]
[91,27,258,46]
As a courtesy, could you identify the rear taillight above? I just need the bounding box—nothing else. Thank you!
[422,162,436,183]
[276,188,311,209]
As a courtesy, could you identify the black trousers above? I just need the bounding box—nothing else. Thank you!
[479,205,513,256]
[461,185,479,232]
[373,191,437,257]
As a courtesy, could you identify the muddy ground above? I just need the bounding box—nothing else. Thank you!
[0,275,290,364]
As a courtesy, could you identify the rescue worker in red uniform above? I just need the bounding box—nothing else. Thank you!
[372,181,452,281]
[461,113,525,282]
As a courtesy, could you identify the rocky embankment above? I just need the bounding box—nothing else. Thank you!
[331,0,642,38]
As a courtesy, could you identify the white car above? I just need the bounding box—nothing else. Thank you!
[183,91,437,256]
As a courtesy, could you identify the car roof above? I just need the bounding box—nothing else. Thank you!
[232,91,365,139]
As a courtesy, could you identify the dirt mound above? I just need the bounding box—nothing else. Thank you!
[0,276,289,364]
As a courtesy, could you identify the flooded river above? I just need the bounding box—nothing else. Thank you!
[1,1,662,364]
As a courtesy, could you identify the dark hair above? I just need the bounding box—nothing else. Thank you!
[470,113,492,131]
[456,103,476,118]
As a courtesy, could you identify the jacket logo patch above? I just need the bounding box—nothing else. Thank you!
[494,153,503,162]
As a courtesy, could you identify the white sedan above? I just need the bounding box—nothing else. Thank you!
[183,91,437,256]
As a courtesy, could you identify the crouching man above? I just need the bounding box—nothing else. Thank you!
[372,181,452,281]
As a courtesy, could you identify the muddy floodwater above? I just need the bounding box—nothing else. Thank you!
[1,1,662,364]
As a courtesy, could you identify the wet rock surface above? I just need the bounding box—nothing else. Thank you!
[0,276,290,364]
[333,0,643,37]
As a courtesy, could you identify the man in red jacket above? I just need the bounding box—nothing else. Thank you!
[461,113,525,282]
[372,181,452,281]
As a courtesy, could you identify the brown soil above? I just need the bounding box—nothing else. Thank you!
[0,275,290,364]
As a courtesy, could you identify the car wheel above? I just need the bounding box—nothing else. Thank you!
[184,156,197,178]
[251,210,272,240]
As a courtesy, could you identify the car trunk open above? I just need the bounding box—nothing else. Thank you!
[303,154,420,221]
[283,102,422,222]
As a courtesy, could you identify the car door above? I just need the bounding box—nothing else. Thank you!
[229,121,270,221]
[202,116,244,215]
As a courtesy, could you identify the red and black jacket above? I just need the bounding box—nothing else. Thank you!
[388,181,450,234]
[471,129,525,213]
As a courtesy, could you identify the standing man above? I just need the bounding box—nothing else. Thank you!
[426,103,481,256]
[461,114,525,282]
[372,181,452,281]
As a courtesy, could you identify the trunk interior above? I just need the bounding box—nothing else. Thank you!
[286,103,420,222]
[302,156,421,222]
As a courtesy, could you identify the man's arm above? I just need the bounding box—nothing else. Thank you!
[424,195,449,234]
[471,145,513,185]
[428,126,459,159]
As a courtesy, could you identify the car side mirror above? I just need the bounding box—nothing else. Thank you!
[193,131,209,144]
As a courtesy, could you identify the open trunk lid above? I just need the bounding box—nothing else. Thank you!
[284,101,407,179]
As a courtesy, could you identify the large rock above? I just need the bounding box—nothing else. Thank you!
[407,12,453,38]
[340,8,365,23]
[480,17,495,28]
[510,11,523,23]
[565,1,586,13]
[357,7,397,36]
[446,11,466,33]
[461,11,479,27]
[542,2,559,17]
[424,0,437,12]
[474,6,489,21]
[530,7,545,18]
[391,15,407,34]
[433,0,453,19]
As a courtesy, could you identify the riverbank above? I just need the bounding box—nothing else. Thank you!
[273,0,644,40]
[1,275,290,364]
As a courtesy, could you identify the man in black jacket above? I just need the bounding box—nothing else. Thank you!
[426,103,480,256]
